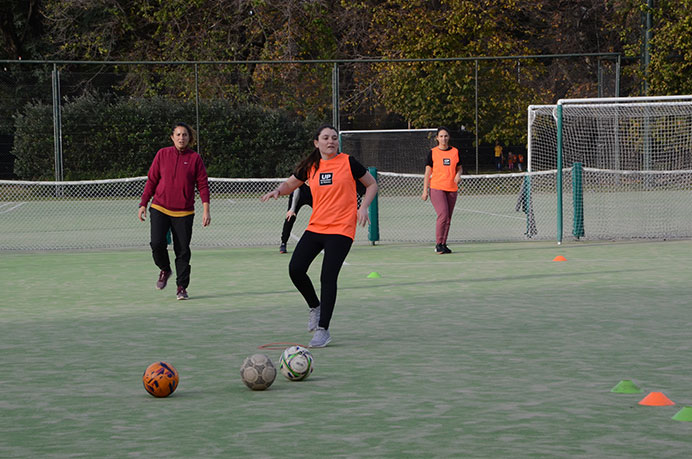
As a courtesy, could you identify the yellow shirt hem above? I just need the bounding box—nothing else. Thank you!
[151,204,195,217]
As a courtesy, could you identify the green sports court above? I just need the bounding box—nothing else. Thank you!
[2,239,692,457]
[3,4,692,456]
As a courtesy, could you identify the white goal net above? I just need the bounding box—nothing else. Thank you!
[528,95,692,240]
[339,129,436,174]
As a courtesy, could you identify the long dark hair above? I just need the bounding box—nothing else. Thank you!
[295,124,337,179]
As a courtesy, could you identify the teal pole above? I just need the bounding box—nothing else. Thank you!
[572,162,584,238]
[367,166,379,245]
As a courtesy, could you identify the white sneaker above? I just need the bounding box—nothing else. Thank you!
[309,327,331,348]
[308,305,321,332]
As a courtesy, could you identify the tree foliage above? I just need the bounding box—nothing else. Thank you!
[4,0,692,176]
[363,0,548,142]
[0,0,44,60]
[647,0,692,95]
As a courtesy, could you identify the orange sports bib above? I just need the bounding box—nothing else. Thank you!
[306,153,358,239]
[430,146,460,192]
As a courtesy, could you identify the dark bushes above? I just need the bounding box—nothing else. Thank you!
[12,95,314,180]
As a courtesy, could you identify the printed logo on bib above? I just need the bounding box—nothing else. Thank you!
[443,158,451,166]
[319,172,333,186]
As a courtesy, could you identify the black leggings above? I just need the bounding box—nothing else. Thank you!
[281,192,312,244]
[149,208,194,288]
[288,230,353,330]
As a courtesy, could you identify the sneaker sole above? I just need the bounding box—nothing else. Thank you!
[309,337,331,348]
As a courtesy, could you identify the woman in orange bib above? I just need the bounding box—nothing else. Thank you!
[261,124,378,347]
[421,127,462,254]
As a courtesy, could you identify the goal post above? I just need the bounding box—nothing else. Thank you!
[529,95,692,243]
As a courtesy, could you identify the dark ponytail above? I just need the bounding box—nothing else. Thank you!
[295,124,337,179]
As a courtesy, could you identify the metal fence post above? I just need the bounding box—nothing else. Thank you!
[474,59,479,174]
[51,63,63,183]
[332,63,340,131]
[195,63,201,154]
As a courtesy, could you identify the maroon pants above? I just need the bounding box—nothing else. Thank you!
[429,188,457,244]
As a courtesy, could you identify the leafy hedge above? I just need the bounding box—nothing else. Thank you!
[12,95,315,180]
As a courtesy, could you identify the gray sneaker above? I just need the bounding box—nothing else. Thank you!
[176,286,188,300]
[308,305,321,332]
[309,327,331,348]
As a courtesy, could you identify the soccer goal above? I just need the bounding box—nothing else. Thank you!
[339,129,437,174]
[528,95,692,242]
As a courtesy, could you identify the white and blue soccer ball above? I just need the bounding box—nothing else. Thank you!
[279,345,314,381]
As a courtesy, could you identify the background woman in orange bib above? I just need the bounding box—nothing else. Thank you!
[421,127,462,254]
[261,124,378,347]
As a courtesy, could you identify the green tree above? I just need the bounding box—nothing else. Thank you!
[365,0,549,143]
[0,0,45,60]
[14,0,692,171]
[41,0,265,100]
[39,1,386,121]
[647,0,692,95]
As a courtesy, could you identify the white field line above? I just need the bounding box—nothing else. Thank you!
[0,202,25,214]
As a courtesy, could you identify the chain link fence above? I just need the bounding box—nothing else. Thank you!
[0,171,565,251]
[8,165,689,251]
[0,55,635,250]
[1,54,624,180]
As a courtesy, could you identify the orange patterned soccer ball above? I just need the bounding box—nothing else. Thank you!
[143,361,179,398]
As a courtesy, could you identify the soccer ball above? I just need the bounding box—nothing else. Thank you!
[240,354,277,390]
[143,361,179,398]
[279,345,314,381]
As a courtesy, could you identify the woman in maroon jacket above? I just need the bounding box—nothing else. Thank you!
[138,123,211,300]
